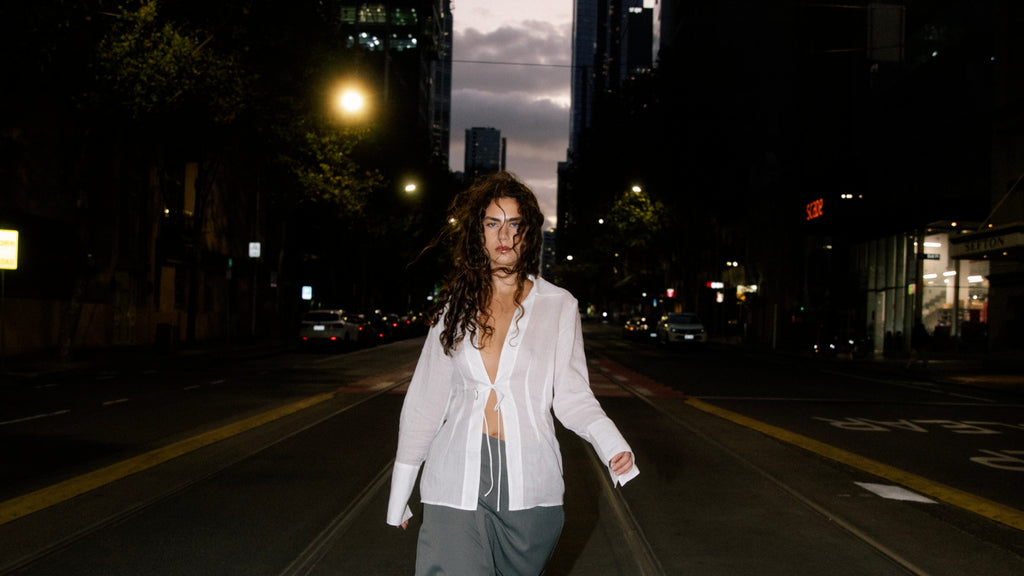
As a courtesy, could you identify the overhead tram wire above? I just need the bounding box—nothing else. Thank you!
[451,59,572,69]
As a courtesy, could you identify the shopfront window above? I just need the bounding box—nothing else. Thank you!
[919,231,989,344]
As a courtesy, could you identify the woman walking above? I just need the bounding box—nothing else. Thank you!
[386,171,638,575]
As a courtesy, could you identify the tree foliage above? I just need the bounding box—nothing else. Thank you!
[289,126,385,219]
[93,1,248,123]
[608,190,666,248]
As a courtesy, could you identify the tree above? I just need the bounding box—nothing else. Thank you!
[94,1,247,122]
[3,0,395,358]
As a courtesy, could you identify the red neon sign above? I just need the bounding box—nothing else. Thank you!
[806,198,824,221]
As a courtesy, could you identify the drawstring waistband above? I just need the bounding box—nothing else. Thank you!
[481,401,503,510]
[473,382,506,510]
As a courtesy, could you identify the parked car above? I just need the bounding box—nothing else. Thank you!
[657,313,706,344]
[299,310,359,348]
[366,310,395,343]
[343,313,376,346]
[399,311,429,337]
[623,316,658,341]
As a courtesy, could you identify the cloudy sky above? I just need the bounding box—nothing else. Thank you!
[449,1,575,227]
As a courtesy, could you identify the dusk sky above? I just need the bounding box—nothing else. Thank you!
[449,1,576,227]
[449,1,660,227]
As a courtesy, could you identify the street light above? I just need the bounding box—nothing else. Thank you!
[338,89,365,114]
[332,81,372,121]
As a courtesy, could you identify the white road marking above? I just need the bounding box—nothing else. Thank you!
[855,482,936,503]
[0,410,72,426]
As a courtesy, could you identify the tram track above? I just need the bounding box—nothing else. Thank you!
[0,377,411,576]
[593,357,932,576]
[275,397,671,576]
[9,336,998,575]
[279,459,395,576]
[1,362,667,576]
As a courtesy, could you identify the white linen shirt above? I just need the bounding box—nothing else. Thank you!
[386,277,638,526]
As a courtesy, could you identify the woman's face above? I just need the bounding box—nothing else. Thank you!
[482,197,522,271]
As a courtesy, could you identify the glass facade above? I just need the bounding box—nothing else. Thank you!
[860,230,990,353]
[919,231,989,344]
[334,0,450,164]
[339,4,418,27]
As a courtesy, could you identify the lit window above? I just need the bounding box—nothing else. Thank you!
[392,7,418,26]
[356,32,382,51]
[359,4,387,24]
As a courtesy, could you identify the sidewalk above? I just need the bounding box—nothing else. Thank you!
[707,335,1024,398]
[802,347,1024,397]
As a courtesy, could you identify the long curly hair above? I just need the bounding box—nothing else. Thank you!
[428,171,545,356]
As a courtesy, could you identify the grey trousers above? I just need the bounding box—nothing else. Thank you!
[415,435,565,576]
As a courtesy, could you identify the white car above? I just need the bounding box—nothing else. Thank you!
[657,313,706,344]
[299,310,359,347]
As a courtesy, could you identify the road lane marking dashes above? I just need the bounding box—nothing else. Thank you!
[0,410,72,427]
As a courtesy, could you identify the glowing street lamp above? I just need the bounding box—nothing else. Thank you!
[404,183,417,194]
[332,80,372,121]
[338,88,366,114]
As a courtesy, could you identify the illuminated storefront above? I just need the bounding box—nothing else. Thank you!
[950,223,1024,349]
[918,230,989,343]
[858,224,991,354]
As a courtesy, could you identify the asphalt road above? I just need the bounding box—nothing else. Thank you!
[0,325,1021,575]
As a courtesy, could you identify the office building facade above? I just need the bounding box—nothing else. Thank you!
[464,127,505,180]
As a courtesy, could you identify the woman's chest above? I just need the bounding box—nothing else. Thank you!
[479,307,517,382]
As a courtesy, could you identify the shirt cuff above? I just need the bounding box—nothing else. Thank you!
[585,419,639,486]
[611,458,639,486]
[386,461,419,526]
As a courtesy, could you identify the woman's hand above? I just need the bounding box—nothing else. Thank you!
[399,520,409,530]
[609,451,633,476]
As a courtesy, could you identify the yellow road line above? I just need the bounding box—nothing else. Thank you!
[0,392,335,526]
[685,397,1024,532]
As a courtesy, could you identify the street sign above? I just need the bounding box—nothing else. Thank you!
[918,253,940,260]
[0,229,18,270]
[249,242,261,259]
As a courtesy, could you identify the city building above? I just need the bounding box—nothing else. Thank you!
[464,127,505,180]
[0,2,452,359]
[560,0,1023,352]
[559,0,658,317]
[541,229,558,282]
[568,0,653,157]
[333,0,453,165]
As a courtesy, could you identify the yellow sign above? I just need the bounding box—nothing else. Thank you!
[0,229,18,270]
